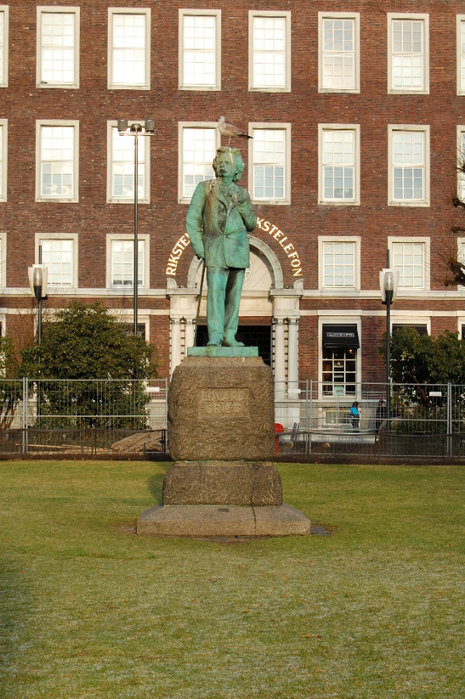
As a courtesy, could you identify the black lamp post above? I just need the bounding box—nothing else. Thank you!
[380,267,399,427]
[28,263,48,344]
[116,119,156,335]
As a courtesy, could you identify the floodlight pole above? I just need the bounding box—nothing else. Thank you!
[116,119,156,335]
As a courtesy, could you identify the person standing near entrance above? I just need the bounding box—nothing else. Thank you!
[350,401,361,432]
[186,147,257,347]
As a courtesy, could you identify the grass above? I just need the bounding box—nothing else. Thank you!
[0,460,464,698]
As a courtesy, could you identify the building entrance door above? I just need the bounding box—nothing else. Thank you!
[196,323,272,365]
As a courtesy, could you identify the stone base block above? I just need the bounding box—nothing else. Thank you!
[163,461,283,506]
[137,503,311,537]
[168,356,274,462]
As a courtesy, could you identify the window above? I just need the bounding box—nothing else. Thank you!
[249,124,291,204]
[457,16,465,95]
[249,11,291,92]
[458,127,465,202]
[318,237,360,289]
[318,125,360,205]
[36,234,78,288]
[321,323,360,397]
[36,121,79,203]
[107,122,150,204]
[0,233,6,287]
[106,234,149,290]
[179,10,221,90]
[389,238,430,290]
[388,126,429,206]
[108,8,150,90]
[0,119,6,202]
[178,123,219,203]
[318,12,359,93]
[37,7,80,88]
[388,14,429,94]
[0,6,9,88]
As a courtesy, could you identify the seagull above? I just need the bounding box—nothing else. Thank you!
[217,116,253,145]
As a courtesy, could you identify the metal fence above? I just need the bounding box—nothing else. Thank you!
[1,378,465,460]
[274,381,465,461]
[0,378,168,456]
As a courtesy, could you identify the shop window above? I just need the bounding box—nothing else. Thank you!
[322,324,359,396]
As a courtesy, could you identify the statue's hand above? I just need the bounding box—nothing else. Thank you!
[193,245,205,259]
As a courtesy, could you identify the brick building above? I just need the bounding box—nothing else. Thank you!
[1,1,465,409]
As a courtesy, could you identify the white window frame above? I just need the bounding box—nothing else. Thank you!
[318,236,361,291]
[318,124,360,205]
[387,13,429,94]
[35,232,78,290]
[456,237,465,290]
[388,236,430,291]
[457,16,465,95]
[457,126,465,203]
[35,120,79,203]
[248,123,291,205]
[318,12,360,94]
[0,119,7,202]
[0,6,9,88]
[106,233,150,292]
[0,232,6,288]
[318,316,362,398]
[178,122,220,204]
[179,9,221,91]
[36,6,80,89]
[391,317,430,335]
[106,121,151,204]
[248,10,291,93]
[108,8,151,90]
[388,125,430,207]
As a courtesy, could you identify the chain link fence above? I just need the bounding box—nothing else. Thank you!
[0,378,168,457]
[274,381,465,461]
[1,378,465,460]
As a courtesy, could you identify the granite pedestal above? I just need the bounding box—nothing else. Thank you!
[137,349,310,537]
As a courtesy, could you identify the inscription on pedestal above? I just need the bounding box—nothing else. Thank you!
[198,388,249,418]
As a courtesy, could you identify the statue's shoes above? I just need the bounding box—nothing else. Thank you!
[222,338,245,347]
[207,338,222,347]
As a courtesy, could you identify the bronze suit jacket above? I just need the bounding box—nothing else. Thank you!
[186,180,257,269]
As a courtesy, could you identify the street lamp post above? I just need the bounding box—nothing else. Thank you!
[380,267,399,428]
[28,263,48,344]
[116,119,156,335]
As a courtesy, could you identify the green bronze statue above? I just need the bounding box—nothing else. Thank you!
[186,147,257,347]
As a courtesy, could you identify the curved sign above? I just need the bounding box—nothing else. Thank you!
[166,221,303,278]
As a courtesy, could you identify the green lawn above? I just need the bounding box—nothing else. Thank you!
[0,460,464,698]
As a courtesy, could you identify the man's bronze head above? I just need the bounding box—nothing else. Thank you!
[213,147,245,182]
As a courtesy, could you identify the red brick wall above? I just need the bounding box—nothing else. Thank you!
[1,1,465,382]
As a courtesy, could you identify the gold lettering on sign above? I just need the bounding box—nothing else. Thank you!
[166,234,191,276]
[255,218,303,277]
[198,388,250,419]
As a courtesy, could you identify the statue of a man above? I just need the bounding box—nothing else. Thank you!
[186,147,257,347]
